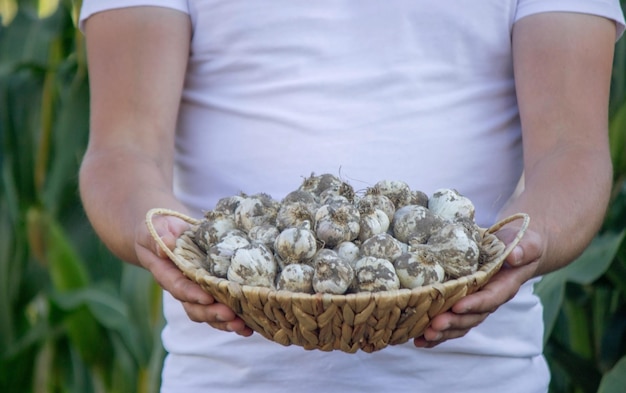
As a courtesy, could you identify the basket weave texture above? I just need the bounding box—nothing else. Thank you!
[147,209,528,353]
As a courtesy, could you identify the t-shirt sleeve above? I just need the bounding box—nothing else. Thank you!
[79,0,190,32]
[515,0,626,39]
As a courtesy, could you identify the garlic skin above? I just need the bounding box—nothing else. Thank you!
[194,211,237,253]
[206,235,251,278]
[247,224,280,250]
[274,223,318,264]
[276,263,315,293]
[234,193,280,232]
[227,244,277,288]
[394,245,445,289]
[370,179,412,209]
[427,223,480,278]
[359,233,404,262]
[312,249,355,294]
[358,206,390,242]
[355,256,400,292]
[428,188,476,222]
[392,205,446,244]
[334,241,360,267]
[314,203,360,247]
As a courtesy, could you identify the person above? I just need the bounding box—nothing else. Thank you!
[77,1,625,392]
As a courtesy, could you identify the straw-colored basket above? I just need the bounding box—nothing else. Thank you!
[146,208,529,353]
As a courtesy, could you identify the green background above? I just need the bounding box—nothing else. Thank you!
[1,1,625,392]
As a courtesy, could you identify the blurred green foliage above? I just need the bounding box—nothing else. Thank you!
[0,1,625,392]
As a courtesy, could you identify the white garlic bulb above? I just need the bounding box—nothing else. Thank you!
[358,193,396,223]
[312,249,355,294]
[358,206,390,242]
[359,233,404,262]
[227,244,277,288]
[355,256,400,292]
[428,188,475,222]
[394,245,445,289]
[411,190,429,207]
[370,179,412,209]
[247,224,280,250]
[194,211,237,253]
[334,241,360,267]
[206,234,250,278]
[276,201,317,230]
[282,189,318,205]
[427,222,480,278]
[298,173,344,197]
[276,263,315,293]
[214,194,245,216]
[234,193,280,232]
[391,204,446,244]
[274,223,318,264]
[314,203,360,248]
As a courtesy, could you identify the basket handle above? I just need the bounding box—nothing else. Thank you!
[145,208,201,263]
[485,212,530,262]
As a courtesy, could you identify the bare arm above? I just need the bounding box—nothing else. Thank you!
[416,12,616,347]
[80,7,252,335]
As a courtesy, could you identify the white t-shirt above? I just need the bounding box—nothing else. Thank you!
[80,2,625,392]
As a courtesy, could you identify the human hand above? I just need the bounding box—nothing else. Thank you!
[413,225,543,348]
[136,213,253,336]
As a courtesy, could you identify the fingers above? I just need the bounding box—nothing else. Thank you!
[414,257,540,349]
[136,213,254,336]
[496,226,544,268]
[182,302,254,336]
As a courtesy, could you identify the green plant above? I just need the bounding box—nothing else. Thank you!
[0,1,165,392]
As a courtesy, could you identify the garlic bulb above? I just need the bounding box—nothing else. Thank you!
[276,201,317,230]
[319,182,355,205]
[234,193,280,232]
[355,256,400,292]
[248,224,280,250]
[193,211,237,253]
[312,249,355,294]
[358,194,396,223]
[394,245,445,289]
[428,188,475,222]
[370,179,412,209]
[334,241,360,267]
[206,234,250,278]
[274,223,318,264]
[214,194,245,216]
[360,233,404,262]
[358,205,390,242]
[314,203,360,247]
[227,244,277,287]
[282,189,318,205]
[276,263,315,293]
[298,173,344,197]
[427,222,480,278]
[411,190,429,208]
[391,204,446,244]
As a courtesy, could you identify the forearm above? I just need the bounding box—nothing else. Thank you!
[499,144,612,276]
[79,146,188,264]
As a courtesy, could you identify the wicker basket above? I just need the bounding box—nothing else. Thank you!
[146,208,529,353]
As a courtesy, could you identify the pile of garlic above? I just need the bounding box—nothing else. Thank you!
[189,173,483,294]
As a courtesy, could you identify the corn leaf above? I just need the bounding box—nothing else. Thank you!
[598,356,626,393]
